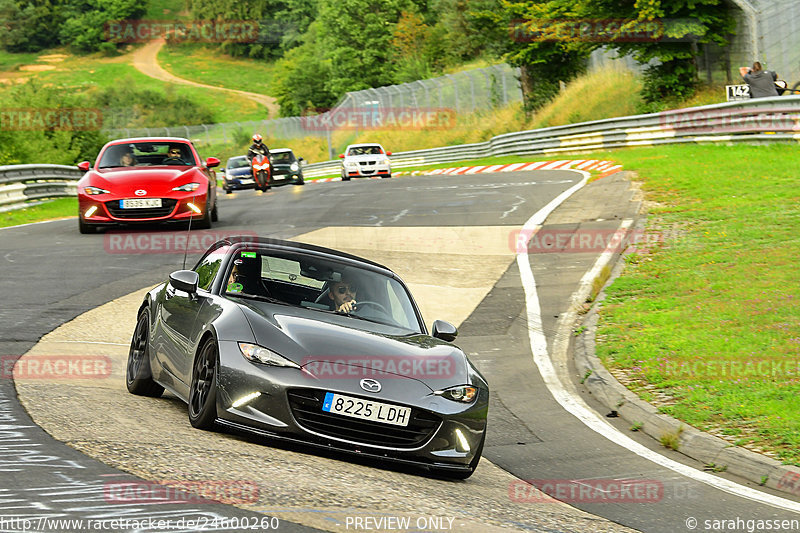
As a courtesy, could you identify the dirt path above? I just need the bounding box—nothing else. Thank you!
[131,39,279,117]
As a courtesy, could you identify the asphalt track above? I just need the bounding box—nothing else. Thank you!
[2,171,800,532]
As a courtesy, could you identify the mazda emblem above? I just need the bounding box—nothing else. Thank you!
[135,189,147,196]
[360,378,381,393]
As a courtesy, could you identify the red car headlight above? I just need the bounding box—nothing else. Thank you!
[83,186,110,195]
[172,183,201,192]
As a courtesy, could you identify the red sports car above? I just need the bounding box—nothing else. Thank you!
[76,137,220,234]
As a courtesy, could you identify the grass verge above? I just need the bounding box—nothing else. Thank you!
[158,43,277,98]
[594,143,800,465]
[0,198,76,228]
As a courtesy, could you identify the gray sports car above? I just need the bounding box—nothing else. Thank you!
[126,237,488,478]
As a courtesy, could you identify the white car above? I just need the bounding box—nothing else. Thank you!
[339,143,392,180]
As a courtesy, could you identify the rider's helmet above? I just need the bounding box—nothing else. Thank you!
[252,134,263,144]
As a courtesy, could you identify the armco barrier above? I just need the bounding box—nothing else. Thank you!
[4,96,800,205]
[0,164,83,209]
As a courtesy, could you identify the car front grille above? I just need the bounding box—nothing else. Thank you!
[105,199,178,219]
[287,389,441,449]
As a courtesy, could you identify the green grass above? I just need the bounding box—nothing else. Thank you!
[0,198,76,228]
[7,52,265,124]
[594,143,800,465]
[158,43,277,98]
[0,50,41,71]
[144,0,189,20]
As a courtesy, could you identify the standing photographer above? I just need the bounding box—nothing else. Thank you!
[739,62,779,98]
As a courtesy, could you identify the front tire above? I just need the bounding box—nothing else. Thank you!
[188,337,219,430]
[126,310,165,397]
[195,200,212,229]
[78,218,96,234]
[211,201,218,222]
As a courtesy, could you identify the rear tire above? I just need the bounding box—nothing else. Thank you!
[126,310,165,397]
[188,337,219,430]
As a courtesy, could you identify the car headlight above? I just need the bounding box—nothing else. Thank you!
[345,161,358,169]
[238,342,300,369]
[83,186,110,195]
[172,183,201,192]
[290,162,299,172]
[434,385,478,403]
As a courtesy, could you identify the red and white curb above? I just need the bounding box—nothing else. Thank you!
[308,160,622,183]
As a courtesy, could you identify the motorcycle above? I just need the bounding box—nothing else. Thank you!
[251,154,272,191]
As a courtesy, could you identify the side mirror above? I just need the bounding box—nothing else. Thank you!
[169,270,199,294]
[386,151,393,156]
[432,320,458,342]
[205,157,220,168]
[338,154,345,159]
[77,161,91,171]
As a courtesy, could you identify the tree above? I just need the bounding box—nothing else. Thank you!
[584,0,736,106]
[271,22,338,116]
[479,0,595,113]
[316,0,409,96]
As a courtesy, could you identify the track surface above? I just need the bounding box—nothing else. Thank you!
[3,172,800,532]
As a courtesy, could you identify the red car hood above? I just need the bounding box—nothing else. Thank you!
[88,167,204,197]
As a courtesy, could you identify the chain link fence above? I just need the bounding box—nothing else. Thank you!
[103,64,522,146]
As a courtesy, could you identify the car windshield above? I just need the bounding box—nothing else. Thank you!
[222,248,422,333]
[348,146,383,156]
[227,157,250,170]
[271,151,295,163]
[98,142,196,168]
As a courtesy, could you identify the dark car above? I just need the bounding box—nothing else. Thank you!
[269,148,304,186]
[76,137,220,233]
[221,155,256,194]
[126,237,488,478]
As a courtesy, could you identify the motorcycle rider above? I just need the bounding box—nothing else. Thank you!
[247,133,271,190]
[248,134,270,161]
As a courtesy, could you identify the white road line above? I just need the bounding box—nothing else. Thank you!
[516,171,800,513]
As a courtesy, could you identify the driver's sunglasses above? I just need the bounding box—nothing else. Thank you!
[169,149,181,155]
[336,285,357,294]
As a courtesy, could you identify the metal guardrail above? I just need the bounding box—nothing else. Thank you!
[0,164,83,209]
[4,96,800,205]
[302,96,800,176]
